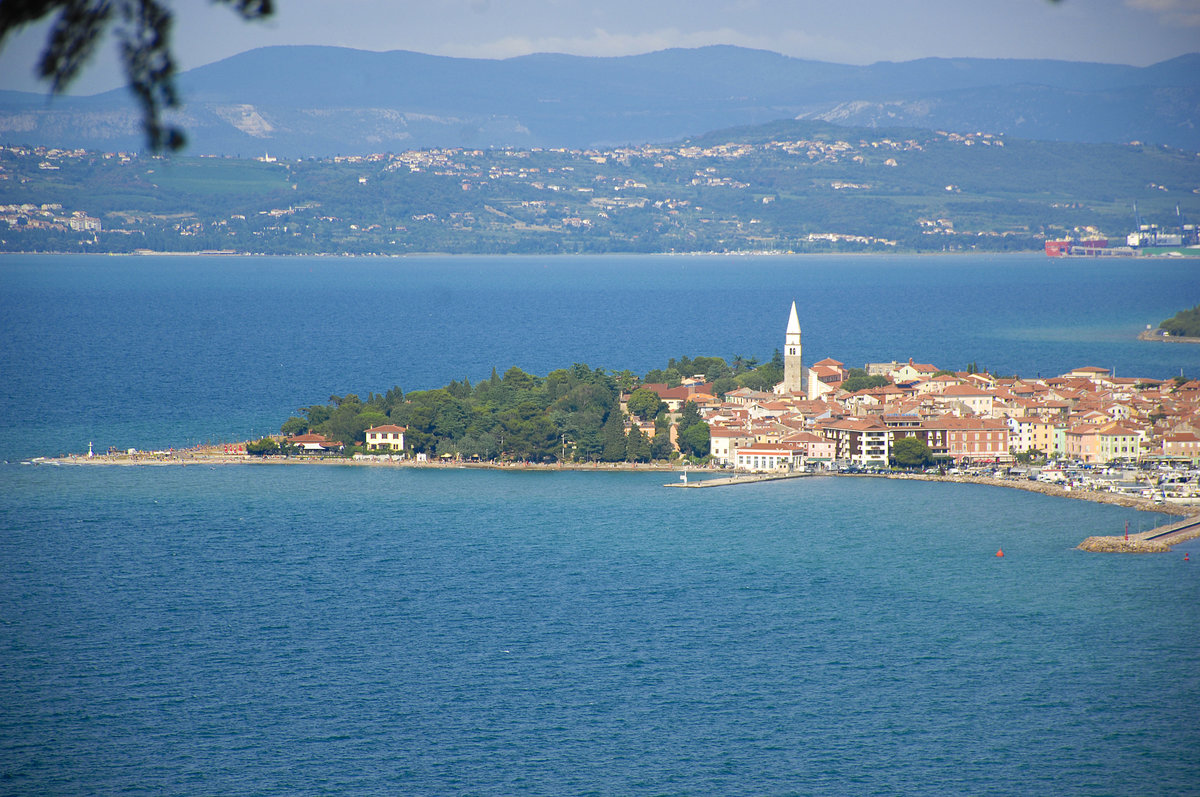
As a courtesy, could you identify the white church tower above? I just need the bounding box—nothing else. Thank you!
[783,300,803,395]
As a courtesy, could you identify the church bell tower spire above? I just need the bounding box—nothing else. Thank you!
[783,301,803,395]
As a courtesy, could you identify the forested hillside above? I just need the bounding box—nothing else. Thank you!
[260,354,777,462]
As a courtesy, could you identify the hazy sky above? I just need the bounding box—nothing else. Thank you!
[1,0,1198,95]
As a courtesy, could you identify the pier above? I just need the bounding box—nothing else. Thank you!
[665,472,813,488]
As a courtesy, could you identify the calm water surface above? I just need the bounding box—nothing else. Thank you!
[1,466,1197,795]
[1,254,1198,795]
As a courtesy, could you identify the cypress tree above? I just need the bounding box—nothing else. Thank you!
[601,409,628,462]
[626,424,651,462]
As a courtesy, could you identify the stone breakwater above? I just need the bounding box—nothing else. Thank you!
[1075,536,1174,553]
[1076,515,1200,553]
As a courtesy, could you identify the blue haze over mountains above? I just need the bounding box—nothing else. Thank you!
[0,45,1197,156]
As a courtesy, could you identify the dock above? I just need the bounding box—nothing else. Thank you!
[665,472,813,488]
[1077,513,1200,553]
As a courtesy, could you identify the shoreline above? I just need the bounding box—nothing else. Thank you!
[9,249,1200,260]
[35,453,700,473]
[1138,329,1200,344]
[5,249,1050,259]
[37,450,1199,519]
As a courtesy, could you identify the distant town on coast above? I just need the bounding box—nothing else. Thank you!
[4,121,1199,257]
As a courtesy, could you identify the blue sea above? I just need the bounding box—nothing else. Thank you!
[2,253,1199,795]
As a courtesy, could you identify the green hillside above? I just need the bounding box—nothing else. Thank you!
[3,121,1198,255]
[1159,305,1200,337]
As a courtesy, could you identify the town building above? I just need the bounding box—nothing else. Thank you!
[1161,432,1200,463]
[288,433,344,453]
[708,426,757,466]
[938,417,1011,463]
[821,417,890,467]
[1065,420,1143,464]
[364,424,407,452]
[733,443,806,472]
[1006,416,1060,457]
[807,357,846,400]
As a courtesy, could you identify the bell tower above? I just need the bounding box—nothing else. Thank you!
[783,301,803,395]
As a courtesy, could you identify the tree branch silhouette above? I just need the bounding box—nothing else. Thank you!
[0,0,273,151]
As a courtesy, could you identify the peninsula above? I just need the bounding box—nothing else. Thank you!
[43,303,1200,549]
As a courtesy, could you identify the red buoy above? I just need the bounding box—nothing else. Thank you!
[1186,552,1191,562]
[996,549,1004,557]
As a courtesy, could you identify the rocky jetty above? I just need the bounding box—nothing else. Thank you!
[1076,535,1172,553]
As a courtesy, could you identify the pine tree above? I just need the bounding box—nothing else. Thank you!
[626,424,651,462]
[601,409,628,462]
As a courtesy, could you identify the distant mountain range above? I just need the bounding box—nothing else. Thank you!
[0,45,1197,156]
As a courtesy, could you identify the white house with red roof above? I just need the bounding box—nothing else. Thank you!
[365,424,407,452]
[1063,366,1112,385]
[888,358,939,382]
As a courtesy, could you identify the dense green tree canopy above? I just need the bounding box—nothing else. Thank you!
[626,425,651,463]
[892,436,934,468]
[245,437,279,456]
[627,387,665,421]
[1160,304,1200,338]
[601,409,628,462]
[677,421,711,460]
[266,356,786,462]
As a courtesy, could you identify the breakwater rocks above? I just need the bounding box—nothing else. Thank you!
[1077,514,1200,553]
[1076,536,1172,553]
